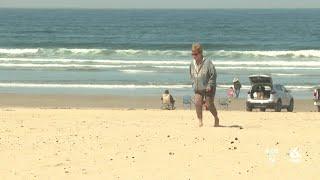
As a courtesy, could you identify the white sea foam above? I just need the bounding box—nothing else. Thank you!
[113,49,320,58]
[0,48,39,54]
[0,48,104,56]
[56,48,103,54]
[2,57,320,67]
[0,83,190,89]
[120,69,155,73]
[0,82,315,91]
[153,65,188,69]
[0,48,188,56]
[114,49,189,56]
[285,85,315,91]
[1,48,320,58]
[218,85,251,90]
[115,49,141,54]
[213,60,320,67]
[213,50,320,58]
[271,73,303,76]
[216,66,320,70]
[0,63,135,68]
[1,61,320,70]
[2,63,319,71]
[155,65,320,70]
[0,58,190,65]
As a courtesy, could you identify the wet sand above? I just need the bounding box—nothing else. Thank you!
[0,93,317,112]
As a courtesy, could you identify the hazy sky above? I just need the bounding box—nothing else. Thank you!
[0,0,320,9]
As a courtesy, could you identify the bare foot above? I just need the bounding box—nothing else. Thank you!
[199,120,203,127]
[214,118,220,127]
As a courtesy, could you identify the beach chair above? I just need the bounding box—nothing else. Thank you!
[183,95,193,109]
[161,103,174,110]
[218,97,230,110]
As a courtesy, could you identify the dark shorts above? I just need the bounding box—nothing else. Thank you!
[194,88,216,98]
[194,90,216,107]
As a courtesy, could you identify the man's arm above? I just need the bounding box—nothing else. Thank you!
[189,64,193,81]
[206,61,217,92]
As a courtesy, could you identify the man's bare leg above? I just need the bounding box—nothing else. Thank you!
[194,94,204,127]
[207,97,220,127]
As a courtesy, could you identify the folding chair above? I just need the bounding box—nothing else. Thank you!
[218,97,230,110]
[183,95,193,109]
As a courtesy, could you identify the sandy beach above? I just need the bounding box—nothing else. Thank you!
[1,94,319,179]
[1,7,320,180]
[0,93,317,112]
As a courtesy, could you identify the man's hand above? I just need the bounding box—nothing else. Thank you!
[206,87,212,93]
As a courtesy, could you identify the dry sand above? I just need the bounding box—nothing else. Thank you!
[1,107,319,179]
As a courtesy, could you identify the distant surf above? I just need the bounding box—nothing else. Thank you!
[1,48,320,58]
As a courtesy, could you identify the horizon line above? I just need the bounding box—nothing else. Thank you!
[0,7,320,10]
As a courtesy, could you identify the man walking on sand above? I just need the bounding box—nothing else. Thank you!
[189,43,220,127]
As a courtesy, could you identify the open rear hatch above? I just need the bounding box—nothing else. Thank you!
[249,75,273,100]
[249,75,273,87]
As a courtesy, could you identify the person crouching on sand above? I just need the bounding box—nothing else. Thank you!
[189,43,220,127]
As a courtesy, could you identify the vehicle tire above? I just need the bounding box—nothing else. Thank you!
[260,108,266,112]
[275,100,282,112]
[318,106,320,112]
[246,105,252,112]
[287,99,294,112]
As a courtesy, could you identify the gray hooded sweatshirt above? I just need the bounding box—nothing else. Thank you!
[189,58,217,93]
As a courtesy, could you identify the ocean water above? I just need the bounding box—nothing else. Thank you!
[0,9,320,99]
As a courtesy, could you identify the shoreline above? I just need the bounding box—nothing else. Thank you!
[0,93,317,112]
